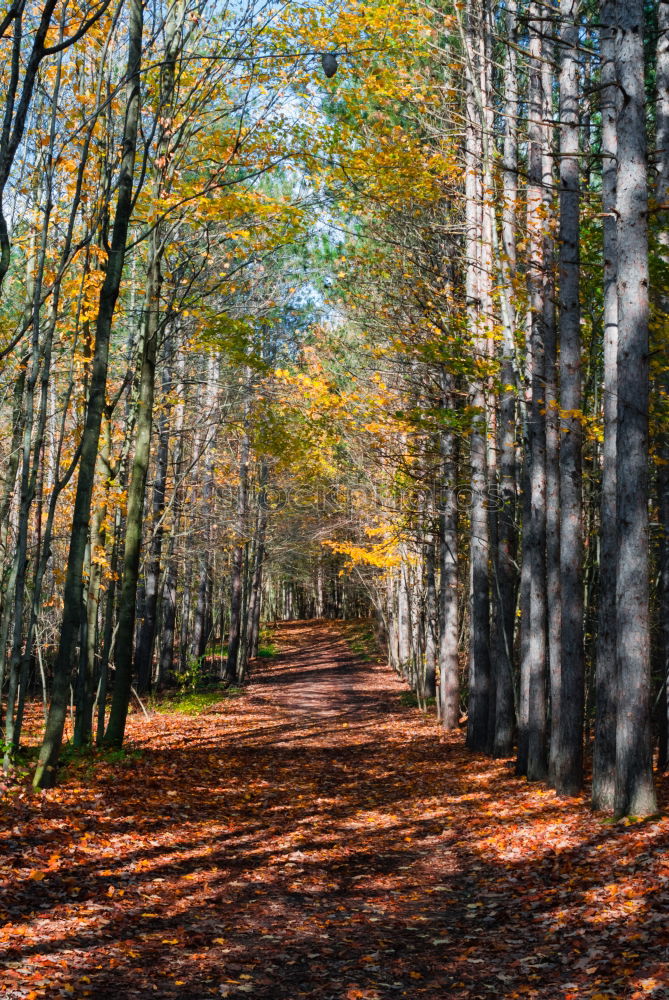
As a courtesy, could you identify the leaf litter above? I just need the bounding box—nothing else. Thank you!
[0,621,667,999]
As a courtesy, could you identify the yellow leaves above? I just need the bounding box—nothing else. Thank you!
[323,537,401,571]
[90,548,110,570]
[637,979,664,995]
[27,870,46,881]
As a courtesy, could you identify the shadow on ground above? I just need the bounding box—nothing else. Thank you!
[1,620,667,999]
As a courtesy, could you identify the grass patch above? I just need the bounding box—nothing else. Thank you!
[337,619,384,662]
[60,744,145,765]
[2,742,146,786]
[257,642,279,658]
[399,691,438,711]
[206,644,229,660]
[155,686,243,716]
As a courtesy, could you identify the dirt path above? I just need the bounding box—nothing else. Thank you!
[1,621,668,1000]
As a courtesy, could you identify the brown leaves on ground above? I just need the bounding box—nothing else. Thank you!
[1,620,668,999]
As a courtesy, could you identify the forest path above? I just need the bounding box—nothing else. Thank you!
[2,620,668,1000]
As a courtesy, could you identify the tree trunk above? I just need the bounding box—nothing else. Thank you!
[516,449,532,775]
[613,0,657,817]
[423,513,438,700]
[104,289,158,746]
[464,0,491,752]
[241,462,268,675]
[525,1,548,781]
[655,0,669,774]
[135,359,170,692]
[34,0,143,787]
[553,0,584,797]
[492,0,518,759]
[225,408,251,683]
[592,0,619,810]
[439,377,460,729]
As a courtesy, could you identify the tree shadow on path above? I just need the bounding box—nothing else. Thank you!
[1,620,667,1000]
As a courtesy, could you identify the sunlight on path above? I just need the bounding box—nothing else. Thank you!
[1,621,667,999]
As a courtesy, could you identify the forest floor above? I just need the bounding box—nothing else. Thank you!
[1,620,669,1000]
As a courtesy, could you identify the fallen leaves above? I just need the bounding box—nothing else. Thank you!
[0,621,667,999]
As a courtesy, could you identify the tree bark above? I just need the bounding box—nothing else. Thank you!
[135,359,170,692]
[34,0,143,787]
[553,0,584,796]
[464,0,491,752]
[104,284,158,746]
[225,393,251,683]
[492,0,519,759]
[525,0,548,781]
[592,0,619,810]
[655,0,669,773]
[612,0,657,817]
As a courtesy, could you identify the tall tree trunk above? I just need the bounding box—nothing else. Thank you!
[592,0,619,809]
[104,285,158,746]
[192,447,215,663]
[34,0,143,788]
[493,0,518,758]
[135,358,170,692]
[655,0,669,773]
[158,348,186,685]
[226,397,251,683]
[397,564,411,673]
[74,421,111,747]
[613,0,657,817]
[240,462,268,675]
[0,365,25,703]
[439,375,460,729]
[464,0,491,752]
[104,1,184,744]
[424,526,438,701]
[525,1,548,781]
[96,511,120,745]
[516,449,532,775]
[159,551,178,684]
[553,0,584,796]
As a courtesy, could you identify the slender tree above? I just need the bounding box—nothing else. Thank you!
[612,0,657,817]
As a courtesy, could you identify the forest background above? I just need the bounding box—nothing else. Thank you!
[0,0,666,820]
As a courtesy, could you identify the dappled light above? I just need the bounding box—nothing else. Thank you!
[2,623,667,999]
[0,0,668,994]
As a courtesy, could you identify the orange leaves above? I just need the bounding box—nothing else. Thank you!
[2,621,668,998]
